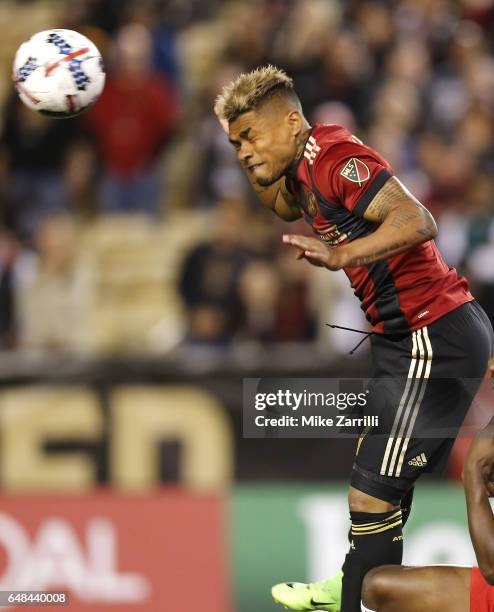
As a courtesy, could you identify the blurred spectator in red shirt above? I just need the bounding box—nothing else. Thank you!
[86,22,179,215]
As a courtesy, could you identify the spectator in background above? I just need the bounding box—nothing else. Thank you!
[0,229,21,349]
[63,140,99,219]
[269,0,342,117]
[15,215,93,355]
[237,259,282,342]
[127,0,182,86]
[86,22,179,215]
[0,94,84,241]
[178,197,252,345]
[62,0,128,36]
[238,253,317,343]
[178,195,317,345]
[192,65,251,207]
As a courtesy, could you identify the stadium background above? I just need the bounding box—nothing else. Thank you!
[0,0,492,610]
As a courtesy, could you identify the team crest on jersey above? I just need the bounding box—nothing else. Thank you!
[305,191,318,217]
[340,158,370,186]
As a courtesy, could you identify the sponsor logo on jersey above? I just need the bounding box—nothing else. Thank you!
[340,158,370,185]
[317,225,348,246]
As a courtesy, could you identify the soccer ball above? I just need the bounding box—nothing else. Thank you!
[13,29,105,118]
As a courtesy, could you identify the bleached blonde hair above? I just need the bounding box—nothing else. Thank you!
[214,65,297,123]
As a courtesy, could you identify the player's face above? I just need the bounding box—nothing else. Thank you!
[228,109,300,186]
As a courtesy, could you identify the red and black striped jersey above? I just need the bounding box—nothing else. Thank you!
[287,123,473,335]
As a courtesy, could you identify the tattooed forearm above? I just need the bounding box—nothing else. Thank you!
[346,241,412,267]
[387,205,437,237]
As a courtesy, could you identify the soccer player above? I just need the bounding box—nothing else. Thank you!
[214,66,494,612]
[361,404,494,612]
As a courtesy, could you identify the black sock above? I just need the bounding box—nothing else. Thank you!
[341,509,403,612]
[346,487,414,542]
[401,486,415,528]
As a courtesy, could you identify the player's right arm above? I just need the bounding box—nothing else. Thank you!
[464,416,494,584]
[250,175,301,221]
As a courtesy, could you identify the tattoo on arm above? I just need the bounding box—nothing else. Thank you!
[416,213,437,237]
[280,180,297,207]
[388,209,422,230]
[345,178,438,268]
[347,241,411,267]
[280,180,291,200]
[365,177,437,238]
[365,179,410,222]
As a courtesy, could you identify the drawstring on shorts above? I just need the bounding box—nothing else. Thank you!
[326,323,374,355]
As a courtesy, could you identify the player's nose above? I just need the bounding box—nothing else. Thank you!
[239,144,253,165]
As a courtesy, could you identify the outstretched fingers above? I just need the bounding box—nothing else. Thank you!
[283,234,329,266]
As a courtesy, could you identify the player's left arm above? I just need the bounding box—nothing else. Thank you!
[342,176,437,267]
[283,176,437,270]
[464,417,494,585]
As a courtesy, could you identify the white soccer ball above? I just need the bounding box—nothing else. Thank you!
[13,29,105,118]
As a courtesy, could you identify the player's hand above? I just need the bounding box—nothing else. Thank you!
[489,356,494,376]
[282,234,347,271]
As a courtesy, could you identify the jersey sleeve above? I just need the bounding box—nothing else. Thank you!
[312,141,394,218]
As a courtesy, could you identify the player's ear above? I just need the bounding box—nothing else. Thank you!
[286,110,302,137]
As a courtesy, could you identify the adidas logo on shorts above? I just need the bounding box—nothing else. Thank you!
[408,453,428,467]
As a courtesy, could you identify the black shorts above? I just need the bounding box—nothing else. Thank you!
[351,300,494,505]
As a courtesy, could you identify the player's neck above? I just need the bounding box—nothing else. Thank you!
[296,125,312,158]
[286,125,312,179]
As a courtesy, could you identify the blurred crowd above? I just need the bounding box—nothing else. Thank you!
[0,0,493,357]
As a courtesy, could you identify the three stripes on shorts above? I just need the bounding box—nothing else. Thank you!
[380,327,433,478]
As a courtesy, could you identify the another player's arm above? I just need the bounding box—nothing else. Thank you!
[464,417,494,585]
[283,176,437,270]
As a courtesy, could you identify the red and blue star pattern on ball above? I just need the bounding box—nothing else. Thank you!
[47,32,91,91]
